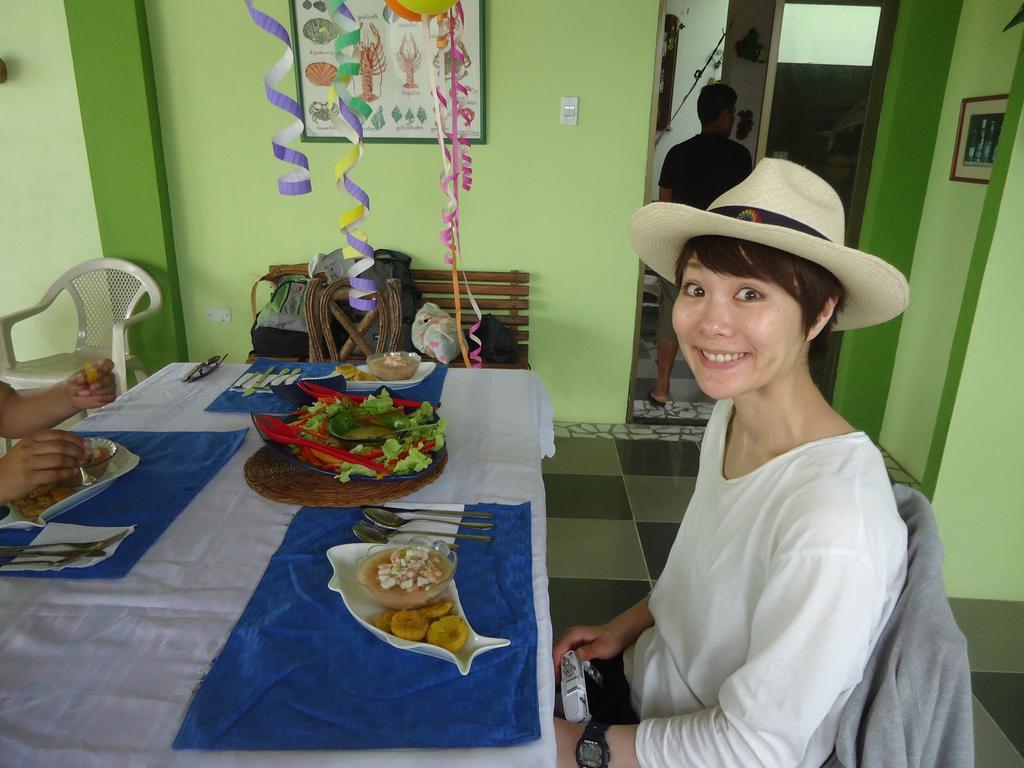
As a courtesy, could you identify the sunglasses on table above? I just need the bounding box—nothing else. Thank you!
[182,354,228,383]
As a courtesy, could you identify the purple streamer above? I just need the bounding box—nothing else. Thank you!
[245,0,312,196]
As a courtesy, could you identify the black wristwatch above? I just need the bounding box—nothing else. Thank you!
[575,721,611,768]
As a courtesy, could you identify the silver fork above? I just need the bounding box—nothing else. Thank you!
[0,529,131,558]
[1,549,107,568]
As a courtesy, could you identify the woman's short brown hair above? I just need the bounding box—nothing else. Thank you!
[675,235,847,342]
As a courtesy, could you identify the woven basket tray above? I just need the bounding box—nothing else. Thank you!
[243,446,448,506]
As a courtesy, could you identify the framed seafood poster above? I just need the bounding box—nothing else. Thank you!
[289,0,485,143]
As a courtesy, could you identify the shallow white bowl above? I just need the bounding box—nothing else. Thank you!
[327,542,509,676]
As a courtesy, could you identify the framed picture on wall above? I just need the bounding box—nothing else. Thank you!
[950,94,1008,184]
[288,0,485,144]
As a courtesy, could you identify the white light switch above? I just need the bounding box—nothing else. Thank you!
[560,96,579,126]
[206,308,232,323]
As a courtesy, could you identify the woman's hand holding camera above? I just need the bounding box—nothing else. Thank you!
[552,596,655,682]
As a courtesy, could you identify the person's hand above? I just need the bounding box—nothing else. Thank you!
[66,359,116,409]
[552,624,628,683]
[554,716,586,768]
[0,431,86,504]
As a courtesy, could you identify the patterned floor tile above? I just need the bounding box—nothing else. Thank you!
[624,476,696,522]
[553,423,706,443]
[543,436,622,476]
[973,696,1024,767]
[972,672,1024,757]
[950,599,1024,673]
[544,475,632,520]
[546,518,647,580]
[615,438,701,476]
[548,577,652,637]
[637,522,680,580]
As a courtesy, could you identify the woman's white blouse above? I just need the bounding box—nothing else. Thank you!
[625,399,907,768]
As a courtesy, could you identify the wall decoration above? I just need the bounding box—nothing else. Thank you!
[289,0,485,143]
[950,94,1008,184]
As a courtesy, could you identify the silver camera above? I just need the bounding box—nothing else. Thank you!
[559,651,591,723]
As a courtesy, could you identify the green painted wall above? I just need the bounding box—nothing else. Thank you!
[880,0,1024,482]
[144,0,660,422]
[931,58,1024,601]
[64,0,187,374]
[0,1,102,362]
[832,0,962,441]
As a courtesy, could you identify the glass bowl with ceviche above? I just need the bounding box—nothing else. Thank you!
[355,539,457,610]
[252,390,446,483]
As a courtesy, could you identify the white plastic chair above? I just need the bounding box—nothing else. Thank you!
[0,258,163,395]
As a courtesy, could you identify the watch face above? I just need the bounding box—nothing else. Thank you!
[577,740,605,767]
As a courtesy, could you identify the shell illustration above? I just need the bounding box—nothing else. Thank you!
[305,61,339,87]
[303,17,337,45]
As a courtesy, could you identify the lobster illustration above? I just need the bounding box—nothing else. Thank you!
[397,34,422,90]
[358,22,386,103]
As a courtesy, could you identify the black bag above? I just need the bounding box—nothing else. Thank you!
[249,324,309,359]
[250,274,310,359]
[468,314,518,364]
[360,249,422,350]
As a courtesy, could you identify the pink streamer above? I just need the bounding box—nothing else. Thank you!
[438,5,482,366]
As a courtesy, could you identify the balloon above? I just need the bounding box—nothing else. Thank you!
[384,0,423,22]
[401,0,459,15]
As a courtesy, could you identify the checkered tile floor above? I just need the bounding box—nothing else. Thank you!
[543,434,1024,764]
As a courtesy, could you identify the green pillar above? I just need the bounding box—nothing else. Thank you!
[831,0,963,440]
[64,0,187,373]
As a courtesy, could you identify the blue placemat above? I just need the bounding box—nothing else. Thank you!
[0,430,248,579]
[204,359,448,413]
[174,502,539,751]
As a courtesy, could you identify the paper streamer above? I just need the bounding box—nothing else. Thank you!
[328,0,377,311]
[420,14,470,366]
[244,0,311,196]
[437,6,482,366]
[447,6,482,367]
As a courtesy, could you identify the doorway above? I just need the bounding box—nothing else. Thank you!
[629,0,899,423]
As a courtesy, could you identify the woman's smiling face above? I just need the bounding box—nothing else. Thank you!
[673,258,823,401]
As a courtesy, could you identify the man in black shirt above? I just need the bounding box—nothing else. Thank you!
[649,83,752,406]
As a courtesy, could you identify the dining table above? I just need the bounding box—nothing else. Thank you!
[0,362,557,767]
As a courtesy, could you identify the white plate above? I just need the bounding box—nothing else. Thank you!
[0,443,140,530]
[326,542,509,676]
[311,361,437,392]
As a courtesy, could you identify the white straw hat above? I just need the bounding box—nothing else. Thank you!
[628,158,909,331]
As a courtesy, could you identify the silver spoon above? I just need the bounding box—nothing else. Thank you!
[352,522,491,544]
[364,505,494,519]
[363,507,493,531]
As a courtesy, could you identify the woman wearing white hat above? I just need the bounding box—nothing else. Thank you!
[554,160,911,768]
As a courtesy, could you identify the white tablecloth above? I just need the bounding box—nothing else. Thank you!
[0,363,556,767]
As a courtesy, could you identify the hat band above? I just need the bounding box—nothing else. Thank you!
[709,205,832,242]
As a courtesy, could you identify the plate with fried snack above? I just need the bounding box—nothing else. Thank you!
[310,361,436,393]
[0,441,140,529]
[327,542,509,675]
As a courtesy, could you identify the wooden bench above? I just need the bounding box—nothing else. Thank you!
[250,264,530,368]
[411,269,530,369]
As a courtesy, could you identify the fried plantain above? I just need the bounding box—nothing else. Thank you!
[426,615,469,652]
[390,610,429,641]
[372,610,397,632]
[417,600,453,620]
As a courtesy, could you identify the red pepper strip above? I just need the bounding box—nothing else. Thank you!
[296,381,431,410]
[296,381,347,401]
[254,415,387,472]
